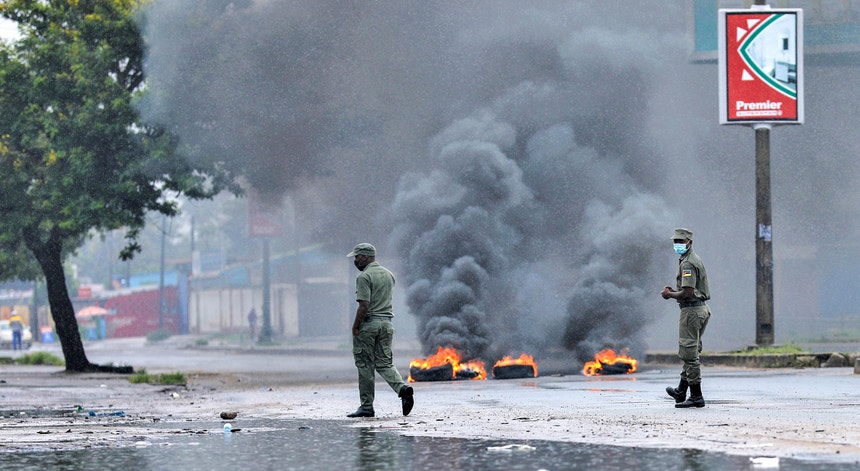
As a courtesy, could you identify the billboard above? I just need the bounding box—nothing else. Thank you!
[719,8,804,124]
[248,188,284,237]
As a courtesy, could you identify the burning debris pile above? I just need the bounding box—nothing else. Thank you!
[492,354,538,379]
[582,349,638,376]
[409,348,540,381]
[409,347,487,382]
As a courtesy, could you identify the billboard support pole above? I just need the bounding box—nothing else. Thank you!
[248,188,282,344]
[754,123,774,346]
[719,1,801,347]
[258,237,275,344]
[752,0,775,347]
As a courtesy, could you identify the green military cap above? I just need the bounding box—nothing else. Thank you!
[671,228,693,241]
[346,243,376,257]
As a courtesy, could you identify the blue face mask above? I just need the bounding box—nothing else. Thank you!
[674,243,688,255]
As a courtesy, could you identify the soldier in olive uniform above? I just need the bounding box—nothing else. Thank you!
[346,243,414,418]
[661,228,711,408]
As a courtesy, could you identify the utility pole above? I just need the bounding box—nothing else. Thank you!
[754,124,774,345]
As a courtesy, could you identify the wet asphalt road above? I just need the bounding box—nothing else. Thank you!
[14,335,860,464]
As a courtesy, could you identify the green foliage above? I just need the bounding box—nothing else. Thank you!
[146,328,172,342]
[0,0,238,370]
[128,369,186,385]
[15,351,65,366]
[0,0,238,281]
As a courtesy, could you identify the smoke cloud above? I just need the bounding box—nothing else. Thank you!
[138,1,860,361]
[389,91,675,361]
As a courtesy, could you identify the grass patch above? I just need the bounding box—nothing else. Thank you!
[797,330,860,343]
[206,332,239,341]
[822,330,860,340]
[733,344,808,355]
[128,369,186,385]
[15,352,65,366]
[146,329,172,343]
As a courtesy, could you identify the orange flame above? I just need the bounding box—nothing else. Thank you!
[493,353,539,377]
[582,348,638,376]
[457,358,487,380]
[409,346,487,381]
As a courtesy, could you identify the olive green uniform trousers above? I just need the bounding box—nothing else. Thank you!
[678,304,711,385]
[353,318,407,409]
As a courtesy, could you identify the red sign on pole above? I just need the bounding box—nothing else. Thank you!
[248,188,284,237]
[719,8,803,125]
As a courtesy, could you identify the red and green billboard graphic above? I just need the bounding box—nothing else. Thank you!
[719,9,803,124]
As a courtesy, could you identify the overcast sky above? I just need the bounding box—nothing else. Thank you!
[0,18,18,40]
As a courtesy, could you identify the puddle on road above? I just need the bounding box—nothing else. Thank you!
[0,418,853,470]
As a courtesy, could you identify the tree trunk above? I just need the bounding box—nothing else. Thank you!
[27,233,93,371]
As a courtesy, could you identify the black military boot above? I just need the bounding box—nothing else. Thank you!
[675,382,705,408]
[666,378,688,404]
[399,385,414,416]
[347,407,375,418]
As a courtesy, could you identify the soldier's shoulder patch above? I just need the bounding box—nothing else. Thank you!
[682,269,693,277]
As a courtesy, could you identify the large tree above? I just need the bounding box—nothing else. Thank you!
[0,0,237,371]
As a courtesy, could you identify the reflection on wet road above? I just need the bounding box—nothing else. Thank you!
[0,418,851,471]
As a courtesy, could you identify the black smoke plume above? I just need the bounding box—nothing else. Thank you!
[140,1,680,362]
[138,2,854,360]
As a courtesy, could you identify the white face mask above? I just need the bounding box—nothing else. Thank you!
[674,243,688,255]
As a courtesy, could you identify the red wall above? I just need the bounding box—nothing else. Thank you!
[103,288,179,338]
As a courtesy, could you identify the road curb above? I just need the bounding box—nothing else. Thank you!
[646,351,859,369]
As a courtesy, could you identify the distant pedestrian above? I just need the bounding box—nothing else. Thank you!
[346,243,414,418]
[661,228,711,408]
[247,308,257,340]
[9,311,24,351]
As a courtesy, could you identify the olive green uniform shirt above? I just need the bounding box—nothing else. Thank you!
[676,249,710,302]
[355,261,395,317]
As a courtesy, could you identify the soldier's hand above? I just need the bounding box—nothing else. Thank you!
[661,286,673,299]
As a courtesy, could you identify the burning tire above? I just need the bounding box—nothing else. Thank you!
[492,364,536,379]
[409,363,454,382]
[582,349,638,376]
[409,347,488,382]
[492,354,539,379]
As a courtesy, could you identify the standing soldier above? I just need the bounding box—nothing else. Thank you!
[661,228,711,408]
[346,243,414,418]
